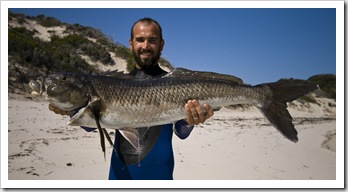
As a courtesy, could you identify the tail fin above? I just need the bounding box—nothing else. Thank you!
[258,80,318,142]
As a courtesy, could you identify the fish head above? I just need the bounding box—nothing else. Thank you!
[29,73,90,111]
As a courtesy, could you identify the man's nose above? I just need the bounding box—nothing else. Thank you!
[142,40,150,49]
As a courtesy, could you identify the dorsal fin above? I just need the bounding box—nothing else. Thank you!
[164,68,244,85]
[99,70,133,79]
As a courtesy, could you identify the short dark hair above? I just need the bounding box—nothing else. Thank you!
[130,17,163,40]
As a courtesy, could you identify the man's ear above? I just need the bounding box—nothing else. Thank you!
[160,39,165,51]
[129,39,133,51]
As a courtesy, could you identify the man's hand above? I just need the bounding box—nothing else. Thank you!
[48,104,70,116]
[185,100,214,126]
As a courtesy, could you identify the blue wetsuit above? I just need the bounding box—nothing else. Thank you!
[108,65,194,180]
[108,121,193,180]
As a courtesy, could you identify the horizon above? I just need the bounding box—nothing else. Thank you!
[8,7,336,85]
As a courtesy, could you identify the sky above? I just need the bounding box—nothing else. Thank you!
[8,7,337,85]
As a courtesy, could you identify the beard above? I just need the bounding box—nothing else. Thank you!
[132,48,161,69]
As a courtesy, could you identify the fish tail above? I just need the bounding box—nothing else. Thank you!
[257,80,318,142]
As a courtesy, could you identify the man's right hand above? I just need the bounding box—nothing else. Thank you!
[48,104,70,116]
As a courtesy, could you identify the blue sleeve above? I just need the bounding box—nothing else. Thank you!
[173,119,194,140]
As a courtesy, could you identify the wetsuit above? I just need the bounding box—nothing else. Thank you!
[108,65,194,180]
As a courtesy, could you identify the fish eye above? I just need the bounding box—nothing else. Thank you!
[61,75,69,81]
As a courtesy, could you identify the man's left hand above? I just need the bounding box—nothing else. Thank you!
[185,100,214,126]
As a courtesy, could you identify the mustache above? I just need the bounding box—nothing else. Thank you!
[139,49,153,54]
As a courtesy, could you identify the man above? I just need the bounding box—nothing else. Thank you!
[108,18,214,180]
[50,17,213,180]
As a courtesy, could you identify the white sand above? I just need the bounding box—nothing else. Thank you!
[8,98,112,180]
[7,96,336,182]
[172,105,336,180]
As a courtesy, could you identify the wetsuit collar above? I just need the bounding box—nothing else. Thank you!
[129,64,167,79]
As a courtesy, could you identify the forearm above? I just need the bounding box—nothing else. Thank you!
[173,119,194,140]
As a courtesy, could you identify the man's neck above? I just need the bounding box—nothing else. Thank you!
[130,64,167,78]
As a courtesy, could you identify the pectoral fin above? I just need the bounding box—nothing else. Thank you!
[118,128,141,150]
[82,99,116,159]
[89,104,107,159]
[68,106,95,126]
[117,126,162,165]
[68,97,105,127]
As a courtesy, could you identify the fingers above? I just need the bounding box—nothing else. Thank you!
[185,101,196,126]
[189,100,201,125]
[191,100,205,124]
[48,104,70,116]
[185,100,214,126]
[203,103,214,119]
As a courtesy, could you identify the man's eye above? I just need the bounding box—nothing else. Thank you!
[135,38,144,42]
[149,38,159,43]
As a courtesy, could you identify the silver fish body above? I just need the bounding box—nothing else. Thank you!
[70,74,270,129]
[29,68,318,144]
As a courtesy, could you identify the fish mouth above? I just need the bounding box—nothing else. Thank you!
[29,79,45,96]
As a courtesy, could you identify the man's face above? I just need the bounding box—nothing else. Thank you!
[129,22,164,69]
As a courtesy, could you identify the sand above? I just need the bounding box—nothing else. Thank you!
[5,94,338,187]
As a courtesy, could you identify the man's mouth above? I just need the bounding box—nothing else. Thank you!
[141,52,152,58]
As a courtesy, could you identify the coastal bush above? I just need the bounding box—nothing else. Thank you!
[36,14,62,27]
[308,74,336,99]
[8,11,172,88]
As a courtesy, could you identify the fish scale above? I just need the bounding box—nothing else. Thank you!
[93,77,243,116]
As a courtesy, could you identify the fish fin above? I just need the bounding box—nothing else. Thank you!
[117,126,162,165]
[118,128,141,151]
[258,101,298,142]
[89,103,106,160]
[258,80,318,142]
[102,128,117,154]
[68,99,111,159]
[264,79,319,103]
[99,70,133,79]
[165,68,244,85]
[68,107,94,126]
[80,126,97,132]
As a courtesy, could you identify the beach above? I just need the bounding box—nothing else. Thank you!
[7,94,336,181]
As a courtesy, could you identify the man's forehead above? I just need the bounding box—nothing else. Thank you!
[133,23,160,35]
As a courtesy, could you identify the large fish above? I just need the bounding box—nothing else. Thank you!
[29,68,318,157]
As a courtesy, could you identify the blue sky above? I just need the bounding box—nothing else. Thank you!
[9,8,336,85]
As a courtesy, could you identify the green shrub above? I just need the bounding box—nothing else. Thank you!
[298,95,319,105]
[308,74,336,99]
[37,14,62,27]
